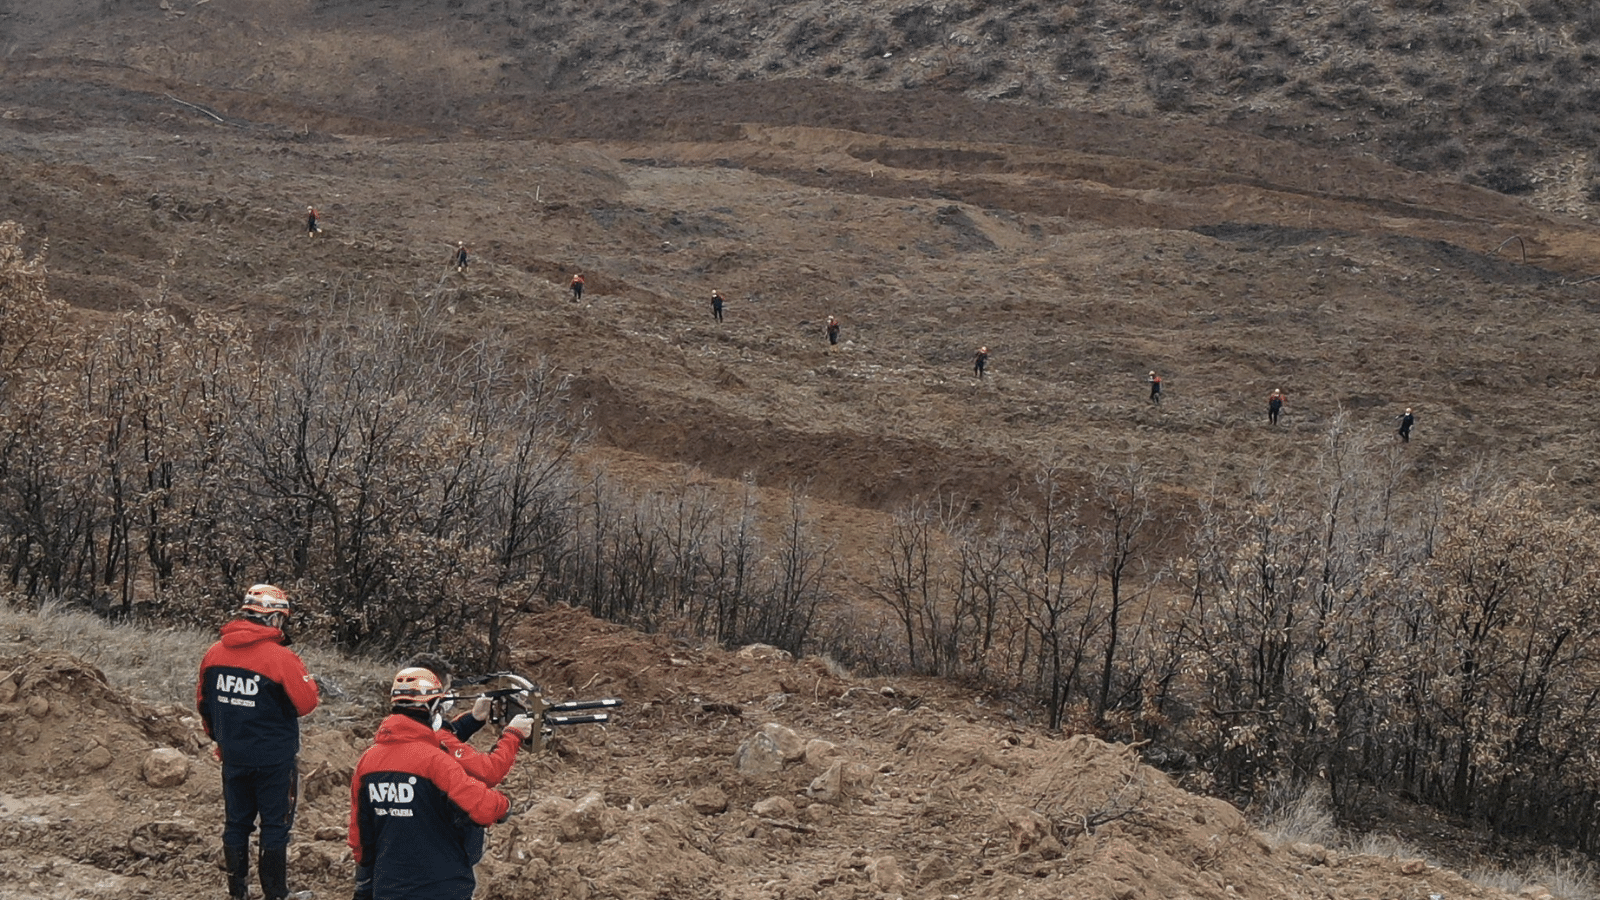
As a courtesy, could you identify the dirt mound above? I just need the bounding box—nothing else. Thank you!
[0,612,1538,900]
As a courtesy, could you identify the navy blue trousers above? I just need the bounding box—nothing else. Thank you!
[222,758,298,850]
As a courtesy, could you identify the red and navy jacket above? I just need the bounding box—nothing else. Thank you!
[437,723,523,787]
[196,619,319,767]
[349,713,512,900]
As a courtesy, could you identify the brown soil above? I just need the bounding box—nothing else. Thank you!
[0,612,1539,900]
[1,2,1598,897]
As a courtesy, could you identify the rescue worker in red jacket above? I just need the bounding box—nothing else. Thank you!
[402,653,526,786]
[197,584,320,900]
[349,667,535,900]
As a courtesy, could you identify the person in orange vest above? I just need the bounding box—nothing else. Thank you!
[1148,371,1162,405]
[973,346,989,378]
[1268,388,1286,425]
[826,315,840,345]
[570,273,584,302]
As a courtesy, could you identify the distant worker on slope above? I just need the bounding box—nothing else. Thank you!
[570,273,584,302]
[1148,371,1162,405]
[454,242,470,272]
[973,346,989,378]
[1397,407,1415,443]
[826,315,840,345]
[1268,388,1286,426]
[711,290,725,322]
[305,207,320,237]
[197,584,320,900]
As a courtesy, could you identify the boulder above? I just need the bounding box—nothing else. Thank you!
[807,760,875,804]
[803,738,840,767]
[129,820,199,860]
[690,785,729,815]
[807,761,843,803]
[557,791,610,843]
[734,730,785,776]
[752,796,795,819]
[141,747,190,788]
[866,856,906,893]
[761,723,805,762]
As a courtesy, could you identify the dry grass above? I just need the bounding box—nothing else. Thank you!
[1256,779,1600,900]
[1465,854,1600,900]
[0,595,391,723]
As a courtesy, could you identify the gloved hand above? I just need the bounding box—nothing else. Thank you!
[211,745,223,763]
[504,714,536,739]
[471,695,493,721]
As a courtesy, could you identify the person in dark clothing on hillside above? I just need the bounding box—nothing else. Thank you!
[711,290,725,322]
[1148,371,1162,405]
[826,315,840,345]
[1397,407,1415,443]
[198,584,320,900]
[570,273,584,302]
[974,346,989,378]
[348,667,533,900]
[305,207,320,236]
[1268,388,1286,426]
[454,242,469,272]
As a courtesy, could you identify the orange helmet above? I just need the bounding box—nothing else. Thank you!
[391,667,447,707]
[240,584,291,617]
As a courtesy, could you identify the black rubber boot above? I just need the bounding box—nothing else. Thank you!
[259,846,288,900]
[223,844,250,900]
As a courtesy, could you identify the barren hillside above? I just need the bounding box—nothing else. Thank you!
[1,2,1600,897]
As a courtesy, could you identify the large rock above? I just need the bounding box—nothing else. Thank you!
[129,820,200,860]
[557,791,610,843]
[141,747,190,788]
[867,856,907,893]
[734,730,785,776]
[752,796,795,819]
[760,723,805,763]
[803,738,840,767]
[690,785,729,815]
[808,760,875,805]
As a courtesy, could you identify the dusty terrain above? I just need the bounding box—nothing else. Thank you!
[3,1,1600,897]
[0,610,1548,900]
[2,3,1600,524]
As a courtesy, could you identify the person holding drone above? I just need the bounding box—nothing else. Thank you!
[349,665,536,900]
[402,653,529,785]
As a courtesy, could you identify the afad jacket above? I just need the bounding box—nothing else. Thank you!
[438,723,523,787]
[349,713,514,900]
[196,619,319,767]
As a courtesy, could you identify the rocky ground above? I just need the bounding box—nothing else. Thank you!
[0,608,1553,900]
